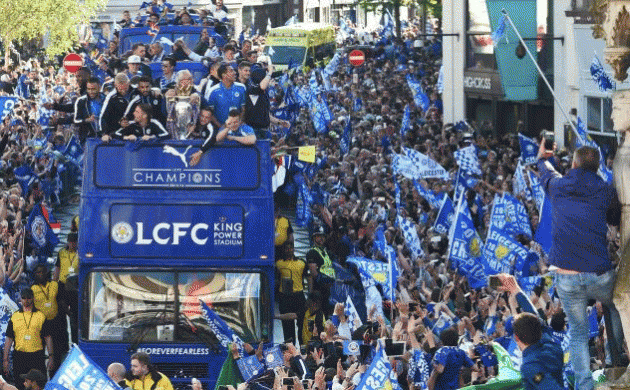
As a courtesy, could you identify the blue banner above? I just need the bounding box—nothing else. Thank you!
[0,96,18,122]
[448,199,488,289]
[109,204,243,258]
[534,195,553,254]
[396,215,424,261]
[412,180,442,209]
[347,257,395,302]
[63,135,84,166]
[356,348,398,390]
[15,165,38,197]
[94,143,260,190]
[433,195,454,235]
[502,194,532,237]
[45,345,121,390]
[236,355,265,381]
[200,300,247,356]
[518,133,538,165]
[400,105,411,136]
[295,175,313,228]
[403,147,449,180]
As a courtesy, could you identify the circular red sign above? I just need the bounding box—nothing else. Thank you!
[348,49,365,66]
[63,53,84,73]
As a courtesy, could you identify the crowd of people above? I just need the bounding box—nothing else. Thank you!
[0,1,624,390]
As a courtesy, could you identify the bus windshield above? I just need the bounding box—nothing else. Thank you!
[264,46,306,65]
[85,270,264,344]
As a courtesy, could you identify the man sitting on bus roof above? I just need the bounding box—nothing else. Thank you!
[189,108,255,166]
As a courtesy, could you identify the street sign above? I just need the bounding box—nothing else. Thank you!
[63,53,83,73]
[348,49,365,67]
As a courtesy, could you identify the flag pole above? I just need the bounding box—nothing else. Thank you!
[501,9,579,138]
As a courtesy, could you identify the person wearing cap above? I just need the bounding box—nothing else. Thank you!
[54,232,79,344]
[125,55,144,85]
[0,368,47,390]
[306,223,335,316]
[3,288,53,390]
[128,352,174,390]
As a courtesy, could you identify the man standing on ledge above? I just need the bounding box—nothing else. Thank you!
[537,140,623,390]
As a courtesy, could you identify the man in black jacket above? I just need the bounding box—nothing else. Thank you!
[99,73,139,142]
[73,76,104,145]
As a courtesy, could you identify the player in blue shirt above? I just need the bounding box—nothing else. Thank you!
[203,63,246,128]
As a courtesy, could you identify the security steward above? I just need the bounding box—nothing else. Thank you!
[2,288,53,390]
[128,352,174,390]
[31,264,67,376]
[306,223,335,316]
[498,274,563,390]
[54,232,79,344]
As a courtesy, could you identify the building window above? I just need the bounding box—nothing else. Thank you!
[586,96,614,135]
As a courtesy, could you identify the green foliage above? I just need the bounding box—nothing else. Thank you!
[419,0,442,19]
[0,0,106,57]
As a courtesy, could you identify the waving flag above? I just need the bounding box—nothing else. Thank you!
[448,195,488,289]
[406,75,430,111]
[433,195,454,235]
[518,133,538,165]
[26,203,60,258]
[45,345,121,390]
[527,170,544,211]
[356,348,398,390]
[490,342,521,381]
[404,147,449,180]
[512,161,530,199]
[14,165,38,197]
[345,296,363,332]
[0,96,18,121]
[63,135,84,166]
[400,105,411,136]
[340,118,352,155]
[453,167,479,202]
[147,22,160,37]
[412,179,442,209]
[576,117,613,183]
[491,14,508,47]
[347,257,396,302]
[454,145,482,175]
[199,300,246,356]
[518,275,543,296]
[534,195,553,254]
[295,175,313,227]
[483,224,526,274]
[396,215,424,261]
[502,194,532,237]
[590,54,615,91]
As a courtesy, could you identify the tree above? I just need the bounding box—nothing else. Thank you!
[0,0,106,58]
[357,0,441,38]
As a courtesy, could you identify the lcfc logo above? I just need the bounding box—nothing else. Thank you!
[112,222,134,244]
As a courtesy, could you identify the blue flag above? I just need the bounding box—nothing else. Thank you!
[396,215,424,261]
[483,224,527,275]
[14,165,38,198]
[236,355,264,381]
[502,194,532,237]
[347,257,396,302]
[412,179,442,209]
[491,14,507,46]
[199,300,246,356]
[26,203,60,260]
[404,147,449,180]
[576,117,613,183]
[534,195,553,254]
[432,313,455,336]
[433,195,454,235]
[400,105,411,136]
[448,196,488,289]
[356,348,398,390]
[340,118,352,155]
[0,96,18,122]
[518,133,538,165]
[454,145,482,175]
[343,340,362,356]
[295,175,313,227]
[63,135,84,166]
[45,345,121,390]
[527,170,545,212]
[590,55,615,91]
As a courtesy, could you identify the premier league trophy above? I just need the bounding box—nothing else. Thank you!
[593,0,630,387]
[165,82,200,139]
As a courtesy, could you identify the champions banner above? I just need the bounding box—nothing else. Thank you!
[45,345,121,390]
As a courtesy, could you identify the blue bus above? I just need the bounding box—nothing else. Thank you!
[78,139,275,389]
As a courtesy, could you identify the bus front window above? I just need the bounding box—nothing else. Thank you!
[264,46,306,66]
[85,271,264,344]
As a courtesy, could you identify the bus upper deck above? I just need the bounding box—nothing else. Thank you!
[78,139,275,390]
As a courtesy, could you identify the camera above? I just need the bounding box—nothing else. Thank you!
[540,129,554,150]
[488,275,502,289]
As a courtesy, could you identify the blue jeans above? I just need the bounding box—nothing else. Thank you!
[554,269,624,390]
